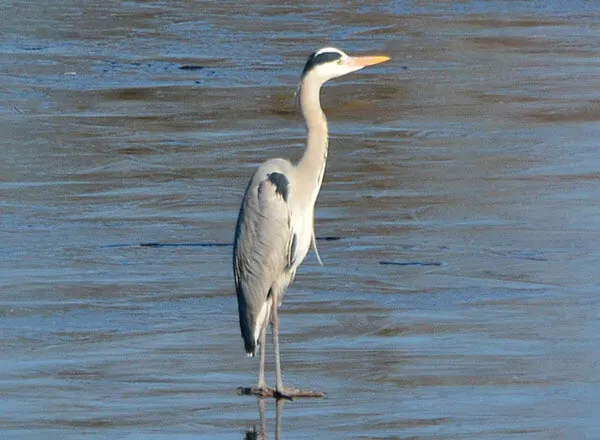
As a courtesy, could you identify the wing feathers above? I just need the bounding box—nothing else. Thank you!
[233,162,296,355]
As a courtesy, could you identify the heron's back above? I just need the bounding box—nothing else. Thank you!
[233,159,297,356]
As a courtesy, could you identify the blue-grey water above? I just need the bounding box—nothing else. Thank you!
[2,1,600,439]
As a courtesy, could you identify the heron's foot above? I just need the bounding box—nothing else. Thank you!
[237,385,325,399]
[237,385,275,397]
[274,386,326,400]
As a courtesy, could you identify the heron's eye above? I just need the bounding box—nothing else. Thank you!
[336,59,342,65]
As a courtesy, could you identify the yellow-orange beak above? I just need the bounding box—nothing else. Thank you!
[349,55,391,68]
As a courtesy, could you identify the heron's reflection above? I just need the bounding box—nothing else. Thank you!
[245,398,285,440]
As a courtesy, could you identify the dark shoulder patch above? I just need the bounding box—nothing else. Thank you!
[301,51,342,78]
[267,172,289,202]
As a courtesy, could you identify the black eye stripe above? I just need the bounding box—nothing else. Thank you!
[301,52,343,77]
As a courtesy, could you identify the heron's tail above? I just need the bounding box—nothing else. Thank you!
[245,341,257,358]
[238,298,257,357]
[237,292,271,358]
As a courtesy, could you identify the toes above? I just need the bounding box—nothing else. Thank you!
[256,387,274,397]
[274,390,295,400]
[237,386,274,397]
[276,387,326,399]
[238,385,324,398]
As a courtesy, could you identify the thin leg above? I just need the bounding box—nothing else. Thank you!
[238,321,274,397]
[271,289,285,393]
[238,292,324,399]
[271,290,325,400]
[257,322,268,389]
[248,322,273,396]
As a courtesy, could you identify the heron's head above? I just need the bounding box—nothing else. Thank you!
[300,47,390,85]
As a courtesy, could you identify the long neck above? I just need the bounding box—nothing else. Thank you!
[296,77,328,204]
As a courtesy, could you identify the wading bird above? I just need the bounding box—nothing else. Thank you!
[234,47,389,399]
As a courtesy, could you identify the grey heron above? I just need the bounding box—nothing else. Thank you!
[233,47,390,399]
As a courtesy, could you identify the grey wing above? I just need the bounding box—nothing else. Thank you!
[233,164,298,356]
